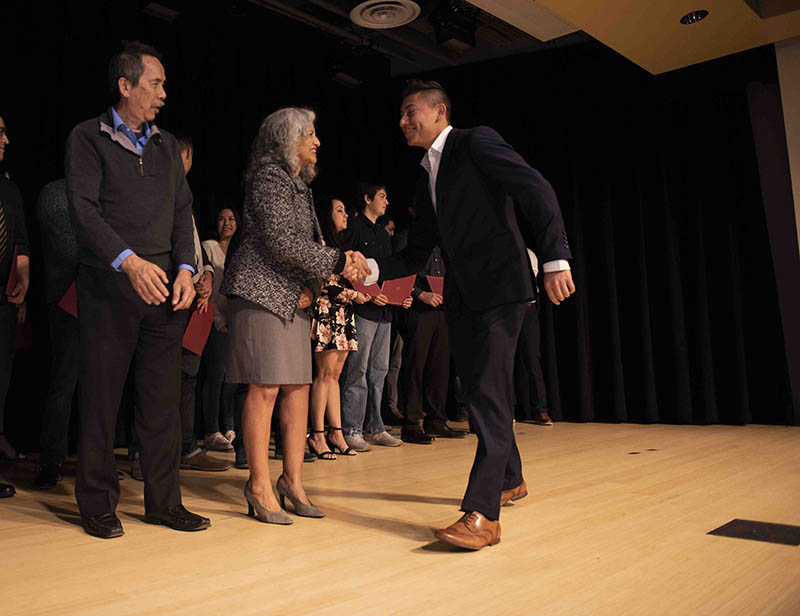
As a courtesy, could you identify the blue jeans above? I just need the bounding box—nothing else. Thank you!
[341,316,390,436]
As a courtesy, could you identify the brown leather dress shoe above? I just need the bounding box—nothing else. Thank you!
[500,479,528,506]
[434,511,501,550]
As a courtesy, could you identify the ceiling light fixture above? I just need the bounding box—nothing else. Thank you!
[350,1,421,30]
[680,10,709,25]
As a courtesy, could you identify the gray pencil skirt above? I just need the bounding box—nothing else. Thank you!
[225,297,312,385]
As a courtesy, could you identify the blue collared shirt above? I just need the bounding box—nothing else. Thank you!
[108,107,195,276]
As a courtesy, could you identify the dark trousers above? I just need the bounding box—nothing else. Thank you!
[40,303,80,465]
[0,303,16,426]
[75,265,188,517]
[513,302,547,420]
[403,309,449,427]
[201,327,236,436]
[180,348,201,456]
[447,294,526,521]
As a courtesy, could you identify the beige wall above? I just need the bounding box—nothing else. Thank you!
[776,36,800,258]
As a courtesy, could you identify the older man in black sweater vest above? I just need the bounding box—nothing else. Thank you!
[65,42,208,538]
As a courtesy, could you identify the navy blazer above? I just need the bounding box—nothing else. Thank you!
[378,126,571,312]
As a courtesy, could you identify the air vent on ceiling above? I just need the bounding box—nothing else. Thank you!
[349,1,421,30]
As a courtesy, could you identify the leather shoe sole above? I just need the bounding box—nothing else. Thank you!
[434,528,501,550]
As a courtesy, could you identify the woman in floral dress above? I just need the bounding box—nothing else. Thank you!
[308,197,369,458]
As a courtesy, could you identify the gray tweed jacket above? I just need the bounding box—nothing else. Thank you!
[221,164,342,320]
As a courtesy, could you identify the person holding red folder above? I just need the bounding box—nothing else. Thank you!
[0,114,30,498]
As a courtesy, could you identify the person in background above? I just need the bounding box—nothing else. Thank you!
[173,134,230,473]
[307,196,369,459]
[340,183,407,452]
[201,205,241,453]
[35,178,80,489]
[0,114,30,499]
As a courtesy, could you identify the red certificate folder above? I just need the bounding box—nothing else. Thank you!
[352,280,381,296]
[426,275,444,296]
[58,281,78,318]
[381,275,416,306]
[4,245,19,296]
[182,304,215,355]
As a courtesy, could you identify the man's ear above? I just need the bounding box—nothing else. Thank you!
[117,77,131,100]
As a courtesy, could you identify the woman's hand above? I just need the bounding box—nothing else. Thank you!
[342,250,372,283]
[298,287,314,309]
[402,296,413,309]
[354,292,370,305]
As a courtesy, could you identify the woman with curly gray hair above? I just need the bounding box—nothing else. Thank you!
[221,107,370,524]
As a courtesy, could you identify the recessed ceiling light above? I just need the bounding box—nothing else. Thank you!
[680,10,709,25]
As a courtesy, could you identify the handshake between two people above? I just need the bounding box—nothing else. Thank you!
[342,250,372,284]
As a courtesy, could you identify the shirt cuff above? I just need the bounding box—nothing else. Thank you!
[179,264,197,275]
[542,260,570,273]
[203,264,214,276]
[112,249,134,272]
[364,259,380,285]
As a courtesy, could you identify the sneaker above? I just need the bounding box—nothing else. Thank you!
[35,462,63,489]
[223,429,236,443]
[204,432,234,451]
[130,452,144,481]
[180,450,231,471]
[364,430,402,447]
[344,433,373,452]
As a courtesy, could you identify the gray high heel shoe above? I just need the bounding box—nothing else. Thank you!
[276,475,325,518]
[244,484,293,525]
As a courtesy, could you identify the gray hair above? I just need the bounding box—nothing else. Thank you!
[244,107,317,186]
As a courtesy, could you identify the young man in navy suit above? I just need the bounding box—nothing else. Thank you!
[375,80,575,549]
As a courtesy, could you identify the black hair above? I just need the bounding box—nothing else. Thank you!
[175,133,193,152]
[355,181,386,213]
[108,40,163,105]
[215,204,241,241]
[315,196,347,250]
[401,79,452,123]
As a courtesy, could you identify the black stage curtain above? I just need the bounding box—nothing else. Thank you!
[0,2,794,453]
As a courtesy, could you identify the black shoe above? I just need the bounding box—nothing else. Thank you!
[425,422,468,438]
[81,512,124,539]
[144,504,211,532]
[454,409,469,423]
[401,425,434,445]
[0,482,15,498]
[234,448,248,469]
[35,463,63,490]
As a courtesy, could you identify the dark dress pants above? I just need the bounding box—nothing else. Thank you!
[75,265,188,517]
[447,292,526,521]
[403,309,450,427]
[513,302,547,420]
[40,303,80,465]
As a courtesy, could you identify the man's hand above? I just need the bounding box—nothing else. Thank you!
[342,250,372,283]
[172,269,196,311]
[371,293,388,306]
[195,271,213,300]
[543,270,575,306]
[7,255,30,305]
[402,296,414,309]
[298,287,313,309]
[418,291,443,307]
[121,254,170,305]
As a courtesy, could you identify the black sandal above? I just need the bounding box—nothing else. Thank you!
[307,430,336,460]
[326,427,357,456]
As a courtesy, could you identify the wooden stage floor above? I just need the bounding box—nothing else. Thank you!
[2,422,800,615]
